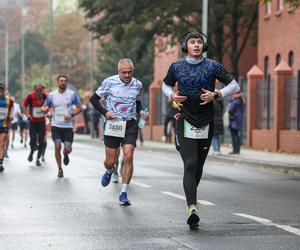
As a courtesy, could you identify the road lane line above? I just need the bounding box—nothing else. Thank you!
[234,213,300,236]
[131,180,152,188]
[161,191,215,206]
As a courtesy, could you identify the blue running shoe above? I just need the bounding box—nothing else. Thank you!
[119,192,131,206]
[101,170,114,187]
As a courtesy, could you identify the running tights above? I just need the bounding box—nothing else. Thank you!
[175,118,213,206]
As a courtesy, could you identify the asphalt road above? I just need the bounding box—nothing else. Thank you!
[1,137,300,250]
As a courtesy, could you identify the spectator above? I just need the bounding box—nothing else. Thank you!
[212,98,224,155]
[162,100,178,143]
[228,91,245,154]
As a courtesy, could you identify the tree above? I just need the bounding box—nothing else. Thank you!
[9,31,49,98]
[96,36,154,91]
[79,0,298,79]
[51,11,91,90]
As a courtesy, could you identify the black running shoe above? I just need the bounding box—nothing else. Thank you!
[28,151,34,162]
[57,169,64,178]
[63,153,69,166]
[36,159,41,167]
[186,208,200,226]
[0,165,4,172]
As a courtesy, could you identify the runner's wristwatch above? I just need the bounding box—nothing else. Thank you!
[213,90,222,100]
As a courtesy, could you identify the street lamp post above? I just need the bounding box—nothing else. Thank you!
[21,3,25,98]
[0,16,9,89]
[49,0,53,91]
[202,0,208,57]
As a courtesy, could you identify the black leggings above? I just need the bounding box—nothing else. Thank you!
[175,118,213,206]
[29,121,45,159]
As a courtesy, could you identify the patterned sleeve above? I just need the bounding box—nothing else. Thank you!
[136,81,143,101]
[214,62,234,86]
[163,64,177,87]
[95,78,110,98]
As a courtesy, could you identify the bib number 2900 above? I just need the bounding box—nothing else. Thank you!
[184,120,209,139]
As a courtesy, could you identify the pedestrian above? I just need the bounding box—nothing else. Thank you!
[23,84,48,166]
[10,98,21,149]
[211,98,224,155]
[228,91,245,154]
[19,105,29,148]
[162,100,178,143]
[162,31,240,229]
[90,58,149,206]
[0,82,14,172]
[43,75,82,177]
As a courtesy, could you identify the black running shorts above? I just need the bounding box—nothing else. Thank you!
[51,126,74,144]
[104,119,138,149]
[0,127,8,134]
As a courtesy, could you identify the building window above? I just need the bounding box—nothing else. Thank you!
[288,51,294,68]
[275,53,281,66]
[275,0,283,16]
[277,0,283,11]
[264,56,269,79]
[265,2,271,15]
[288,1,297,13]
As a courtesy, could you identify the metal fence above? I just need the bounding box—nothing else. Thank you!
[256,74,274,129]
[284,71,300,130]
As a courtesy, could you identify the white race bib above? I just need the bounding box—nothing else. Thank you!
[0,107,8,120]
[104,120,126,138]
[32,107,44,118]
[54,107,68,122]
[184,120,209,139]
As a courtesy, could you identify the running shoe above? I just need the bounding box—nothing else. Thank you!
[0,165,4,172]
[186,207,200,227]
[101,169,114,187]
[63,153,69,166]
[57,169,64,178]
[41,156,45,162]
[119,192,131,206]
[28,151,34,162]
[36,159,41,167]
[112,173,119,183]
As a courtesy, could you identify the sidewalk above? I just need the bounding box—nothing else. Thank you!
[75,134,300,176]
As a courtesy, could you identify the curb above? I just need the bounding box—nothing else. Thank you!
[74,136,300,176]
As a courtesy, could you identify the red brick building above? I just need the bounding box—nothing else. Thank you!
[247,1,300,153]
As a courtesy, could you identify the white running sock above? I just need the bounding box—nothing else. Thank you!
[189,205,197,211]
[121,184,128,193]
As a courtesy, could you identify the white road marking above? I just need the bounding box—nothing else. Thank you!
[131,180,152,188]
[161,191,215,206]
[234,213,300,236]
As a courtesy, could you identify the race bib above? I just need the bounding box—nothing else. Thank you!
[54,107,68,122]
[0,107,8,120]
[32,107,44,118]
[184,120,209,139]
[104,120,126,138]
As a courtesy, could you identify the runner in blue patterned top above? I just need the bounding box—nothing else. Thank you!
[162,31,240,229]
[90,58,149,206]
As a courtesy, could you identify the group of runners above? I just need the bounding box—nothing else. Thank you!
[0,31,240,229]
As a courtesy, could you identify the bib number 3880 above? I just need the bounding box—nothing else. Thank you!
[184,120,209,139]
[104,120,126,138]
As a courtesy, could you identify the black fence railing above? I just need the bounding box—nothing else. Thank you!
[256,74,274,129]
[284,75,298,130]
[297,70,300,130]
